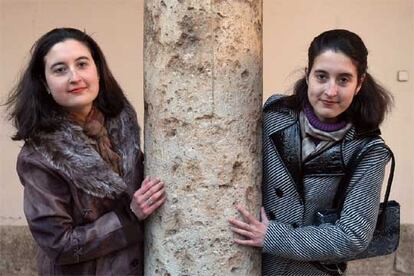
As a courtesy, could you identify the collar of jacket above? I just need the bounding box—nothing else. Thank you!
[264,95,380,143]
[29,102,141,199]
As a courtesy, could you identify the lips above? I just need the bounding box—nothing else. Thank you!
[68,87,87,93]
[321,99,337,106]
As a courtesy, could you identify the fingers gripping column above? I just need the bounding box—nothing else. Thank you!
[144,1,263,275]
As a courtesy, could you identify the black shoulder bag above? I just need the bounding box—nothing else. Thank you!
[313,139,400,275]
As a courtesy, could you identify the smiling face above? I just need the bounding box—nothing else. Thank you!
[44,39,99,119]
[307,50,363,123]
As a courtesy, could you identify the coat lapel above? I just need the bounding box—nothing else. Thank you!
[269,122,302,191]
[263,102,304,199]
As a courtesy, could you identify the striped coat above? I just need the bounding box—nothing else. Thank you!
[261,95,391,275]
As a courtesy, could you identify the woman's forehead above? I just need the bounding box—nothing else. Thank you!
[44,39,92,64]
[311,50,358,76]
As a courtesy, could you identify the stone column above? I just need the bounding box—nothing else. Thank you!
[144,0,262,275]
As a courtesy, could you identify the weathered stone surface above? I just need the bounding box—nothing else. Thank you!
[347,253,396,275]
[0,225,37,276]
[144,0,262,275]
[395,224,414,274]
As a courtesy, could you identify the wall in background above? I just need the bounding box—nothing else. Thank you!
[1,0,413,225]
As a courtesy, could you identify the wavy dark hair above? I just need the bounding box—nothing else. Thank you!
[4,27,127,141]
[283,29,393,131]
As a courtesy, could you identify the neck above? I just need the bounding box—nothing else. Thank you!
[68,105,94,126]
[304,104,347,132]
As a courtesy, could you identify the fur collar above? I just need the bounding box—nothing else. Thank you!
[30,103,141,199]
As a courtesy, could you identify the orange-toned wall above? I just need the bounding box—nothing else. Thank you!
[1,0,412,225]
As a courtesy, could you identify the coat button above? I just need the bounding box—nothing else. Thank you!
[82,208,93,217]
[267,211,276,220]
[275,188,284,198]
[292,222,299,229]
[130,259,140,267]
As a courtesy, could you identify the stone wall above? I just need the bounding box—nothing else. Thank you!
[0,226,37,276]
[1,224,413,275]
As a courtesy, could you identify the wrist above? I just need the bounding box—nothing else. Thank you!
[130,201,144,221]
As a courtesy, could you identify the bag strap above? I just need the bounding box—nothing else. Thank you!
[376,144,395,229]
[332,137,373,209]
[333,138,395,230]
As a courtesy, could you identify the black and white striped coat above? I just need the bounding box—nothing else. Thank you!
[261,95,391,275]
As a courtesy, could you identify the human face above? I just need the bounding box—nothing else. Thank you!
[307,50,363,123]
[44,39,99,119]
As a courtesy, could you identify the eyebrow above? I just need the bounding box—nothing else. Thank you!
[314,70,354,78]
[49,56,91,70]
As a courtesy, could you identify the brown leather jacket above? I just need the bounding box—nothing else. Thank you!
[17,103,144,275]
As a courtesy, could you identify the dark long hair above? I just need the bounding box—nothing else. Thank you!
[4,27,127,141]
[284,29,393,131]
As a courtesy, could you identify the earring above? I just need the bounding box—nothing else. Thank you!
[43,81,51,95]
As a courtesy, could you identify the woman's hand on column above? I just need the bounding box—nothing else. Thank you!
[228,204,269,247]
[130,176,166,220]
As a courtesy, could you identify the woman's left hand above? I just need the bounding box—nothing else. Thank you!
[228,204,269,248]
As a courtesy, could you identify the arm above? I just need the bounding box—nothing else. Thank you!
[18,152,143,265]
[262,144,390,261]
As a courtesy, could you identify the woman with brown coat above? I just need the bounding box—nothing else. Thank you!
[5,28,165,275]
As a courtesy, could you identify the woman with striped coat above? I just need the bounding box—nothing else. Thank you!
[229,29,393,275]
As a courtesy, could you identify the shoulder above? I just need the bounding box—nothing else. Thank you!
[362,136,392,160]
[17,141,61,173]
[16,142,67,192]
[17,142,44,169]
[16,124,88,180]
[263,94,286,111]
[345,127,387,150]
[343,132,392,165]
[263,94,298,122]
[263,94,298,116]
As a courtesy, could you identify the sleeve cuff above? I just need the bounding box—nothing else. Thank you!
[114,204,143,243]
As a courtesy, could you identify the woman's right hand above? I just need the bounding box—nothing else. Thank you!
[130,176,166,220]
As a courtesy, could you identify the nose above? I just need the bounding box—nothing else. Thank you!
[69,68,81,83]
[325,82,338,97]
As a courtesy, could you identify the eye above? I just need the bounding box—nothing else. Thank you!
[315,73,327,82]
[338,76,350,86]
[53,66,67,75]
[77,61,89,69]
